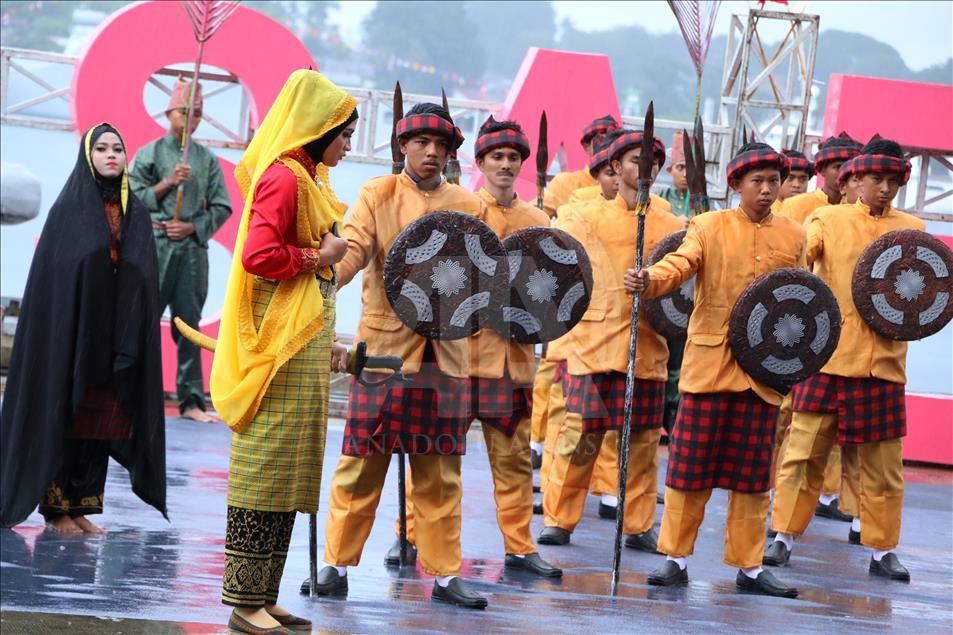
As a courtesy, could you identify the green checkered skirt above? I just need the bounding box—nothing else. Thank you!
[226,277,335,513]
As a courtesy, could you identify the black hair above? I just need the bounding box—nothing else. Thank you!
[860,138,904,158]
[303,108,359,164]
[406,102,453,124]
[819,135,859,149]
[479,116,523,136]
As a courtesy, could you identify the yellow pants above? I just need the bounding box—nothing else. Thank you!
[772,394,843,495]
[589,432,620,496]
[531,358,556,444]
[323,452,462,576]
[395,419,537,555]
[658,487,770,569]
[543,409,660,535]
[538,371,567,492]
[772,411,904,550]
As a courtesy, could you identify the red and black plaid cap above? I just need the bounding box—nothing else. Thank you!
[836,156,862,184]
[607,132,666,167]
[813,131,861,169]
[849,154,912,185]
[474,127,531,161]
[588,148,611,175]
[726,147,790,182]
[396,114,465,151]
[782,150,815,178]
[580,114,622,145]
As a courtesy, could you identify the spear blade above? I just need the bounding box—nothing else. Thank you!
[636,101,655,213]
[536,110,548,210]
[441,88,461,184]
[694,116,709,204]
[391,81,404,175]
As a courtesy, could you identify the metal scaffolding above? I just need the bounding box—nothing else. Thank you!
[719,9,819,156]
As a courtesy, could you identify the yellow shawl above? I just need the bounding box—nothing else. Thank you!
[211,70,357,432]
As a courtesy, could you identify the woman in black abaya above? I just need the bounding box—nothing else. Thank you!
[1,123,166,532]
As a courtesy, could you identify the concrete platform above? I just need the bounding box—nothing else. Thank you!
[2,417,951,634]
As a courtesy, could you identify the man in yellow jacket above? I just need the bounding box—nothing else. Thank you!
[766,139,923,583]
[626,142,805,598]
[316,103,489,609]
[778,133,861,224]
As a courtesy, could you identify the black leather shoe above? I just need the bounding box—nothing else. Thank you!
[815,498,853,522]
[647,560,688,586]
[656,492,665,505]
[384,538,417,566]
[537,526,571,545]
[869,553,910,582]
[763,540,792,566]
[624,529,660,553]
[736,569,798,598]
[598,502,617,519]
[299,566,347,596]
[531,448,542,469]
[848,529,861,545]
[533,500,543,515]
[431,577,488,609]
[505,552,563,577]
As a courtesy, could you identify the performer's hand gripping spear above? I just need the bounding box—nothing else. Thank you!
[172,1,240,222]
[611,102,656,595]
[390,82,411,568]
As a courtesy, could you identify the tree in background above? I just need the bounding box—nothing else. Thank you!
[1,1,125,51]
[244,1,344,61]
[463,0,555,81]
[362,0,485,95]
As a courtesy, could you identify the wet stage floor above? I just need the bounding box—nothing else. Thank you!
[2,417,951,634]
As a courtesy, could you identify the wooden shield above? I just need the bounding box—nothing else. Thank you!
[729,268,841,393]
[643,229,695,339]
[852,229,953,341]
[384,211,508,340]
[489,227,593,344]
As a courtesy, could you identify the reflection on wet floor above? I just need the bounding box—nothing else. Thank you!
[2,417,951,633]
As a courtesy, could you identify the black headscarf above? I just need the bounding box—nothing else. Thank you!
[1,123,167,526]
[89,123,124,203]
[303,108,359,164]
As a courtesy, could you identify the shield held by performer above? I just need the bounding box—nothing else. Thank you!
[384,211,509,340]
[643,229,695,339]
[852,228,953,341]
[491,226,593,344]
[729,268,842,393]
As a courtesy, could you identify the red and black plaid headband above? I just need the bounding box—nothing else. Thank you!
[581,116,621,145]
[474,128,531,161]
[850,154,912,186]
[837,156,862,184]
[784,153,815,178]
[726,148,790,182]
[814,144,860,170]
[607,132,666,168]
[396,114,464,151]
[588,148,611,175]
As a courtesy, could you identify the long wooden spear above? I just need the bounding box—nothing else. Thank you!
[172,0,240,221]
[611,101,656,595]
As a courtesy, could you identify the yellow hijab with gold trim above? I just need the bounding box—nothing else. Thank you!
[211,70,357,431]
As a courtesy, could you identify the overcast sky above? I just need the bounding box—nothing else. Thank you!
[327,0,953,72]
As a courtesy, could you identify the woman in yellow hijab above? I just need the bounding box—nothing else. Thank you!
[213,69,357,634]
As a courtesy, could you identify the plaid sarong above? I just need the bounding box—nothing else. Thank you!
[792,373,907,444]
[470,375,532,436]
[665,391,779,493]
[564,372,665,434]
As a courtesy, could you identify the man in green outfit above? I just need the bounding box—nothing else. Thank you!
[129,78,232,423]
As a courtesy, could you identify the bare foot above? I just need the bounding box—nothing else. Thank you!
[46,515,83,534]
[73,516,106,535]
[265,603,290,617]
[233,607,281,629]
[181,407,216,423]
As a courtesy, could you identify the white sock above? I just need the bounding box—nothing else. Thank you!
[435,575,456,587]
[530,441,544,454]
[666,556,687,570]
[851,517,861,532]
[742,566,763,579]
[510,553,525,559]
[872,549,891,562]
[774,532,795,550]
[601,494,618,507]
[323,562,346,576]
[819,493,838,506]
